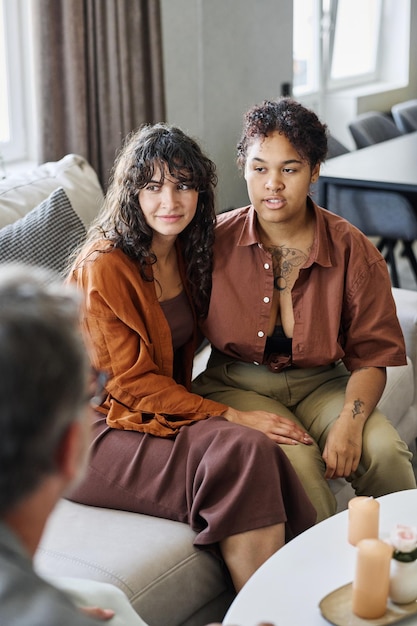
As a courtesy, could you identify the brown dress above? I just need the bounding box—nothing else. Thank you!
[69,412,316,546]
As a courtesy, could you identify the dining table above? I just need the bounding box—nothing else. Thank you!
[318,131,417,208]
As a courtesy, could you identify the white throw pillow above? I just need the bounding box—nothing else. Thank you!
[0,154,103,229]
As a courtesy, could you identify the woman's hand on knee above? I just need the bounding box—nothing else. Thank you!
[223,408,313,445]
[322,419,363,479]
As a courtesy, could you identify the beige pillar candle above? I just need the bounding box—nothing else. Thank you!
[348,496,379,546]
[352,538,393,619]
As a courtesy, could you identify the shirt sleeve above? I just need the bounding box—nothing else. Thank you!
[74,249,227,436]
[340,255,407,372]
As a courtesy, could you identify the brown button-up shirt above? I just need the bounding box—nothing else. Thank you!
[201,201,406,372]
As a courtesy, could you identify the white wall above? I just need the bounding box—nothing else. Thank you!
[160,0,293,211]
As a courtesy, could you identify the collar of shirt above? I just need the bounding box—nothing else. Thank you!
[234,199,333,270]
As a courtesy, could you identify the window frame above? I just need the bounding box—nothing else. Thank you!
[293,0,322,96]
[325,0,383,91]
[293,0,385,99]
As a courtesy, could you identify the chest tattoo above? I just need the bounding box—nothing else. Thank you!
[266,245,309,292]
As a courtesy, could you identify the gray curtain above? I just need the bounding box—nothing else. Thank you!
[33,0,165,189]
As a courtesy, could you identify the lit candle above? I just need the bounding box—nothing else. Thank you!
[348,496,379,546]
[352,538,393,619]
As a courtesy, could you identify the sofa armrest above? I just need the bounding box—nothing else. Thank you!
[392,287,417,369]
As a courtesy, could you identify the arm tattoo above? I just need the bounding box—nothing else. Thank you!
[352,399,365,419]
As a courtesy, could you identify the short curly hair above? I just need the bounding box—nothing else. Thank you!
[237,97,328,171]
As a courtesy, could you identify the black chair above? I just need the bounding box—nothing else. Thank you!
[327,135,350,158]
[322,135,417,288]
[391,99,417,134]
[310,135,349,197]
[348,111,402,149]
[327,186,417,287]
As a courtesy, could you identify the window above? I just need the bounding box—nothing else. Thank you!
[328,0,382,88]
[293,0,320,95]
[0,2,9,144]
[293,0,383,97]
[0,0,35,164]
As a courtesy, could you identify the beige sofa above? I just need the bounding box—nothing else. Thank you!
[1,154,416,625]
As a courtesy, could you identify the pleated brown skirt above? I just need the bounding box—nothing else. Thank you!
[68,412,316,547]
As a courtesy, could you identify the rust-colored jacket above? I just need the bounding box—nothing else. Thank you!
[70,241,227,437]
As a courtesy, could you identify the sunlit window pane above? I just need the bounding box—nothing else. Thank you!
[331,0,381,81]
[0,0,10,143]
[293,0,318,94]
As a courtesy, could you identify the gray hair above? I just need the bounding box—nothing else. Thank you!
[0,263,89,515]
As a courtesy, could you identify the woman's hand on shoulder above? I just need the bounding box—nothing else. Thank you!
[223,407,313,446]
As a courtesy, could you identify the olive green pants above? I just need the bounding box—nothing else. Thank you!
[193,353,416,523]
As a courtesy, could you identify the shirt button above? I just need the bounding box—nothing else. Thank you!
[263,296,270,303]
[264,263,270,270]
[257,330,265,338]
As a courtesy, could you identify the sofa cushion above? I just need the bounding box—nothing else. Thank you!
[0,187,85,277]
[378,357,415,428]
[0,154,103,229]
[35,499,234,626]
[392,287,417,385]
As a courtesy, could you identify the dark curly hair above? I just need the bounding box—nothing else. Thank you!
[79,123,217,318]
[237,97,328,171]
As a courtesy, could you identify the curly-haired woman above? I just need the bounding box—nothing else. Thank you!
[67,122,316,593]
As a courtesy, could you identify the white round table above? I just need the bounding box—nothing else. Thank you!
[224,489,417,626]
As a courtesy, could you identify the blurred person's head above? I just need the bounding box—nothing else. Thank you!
[0,264,90,518]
